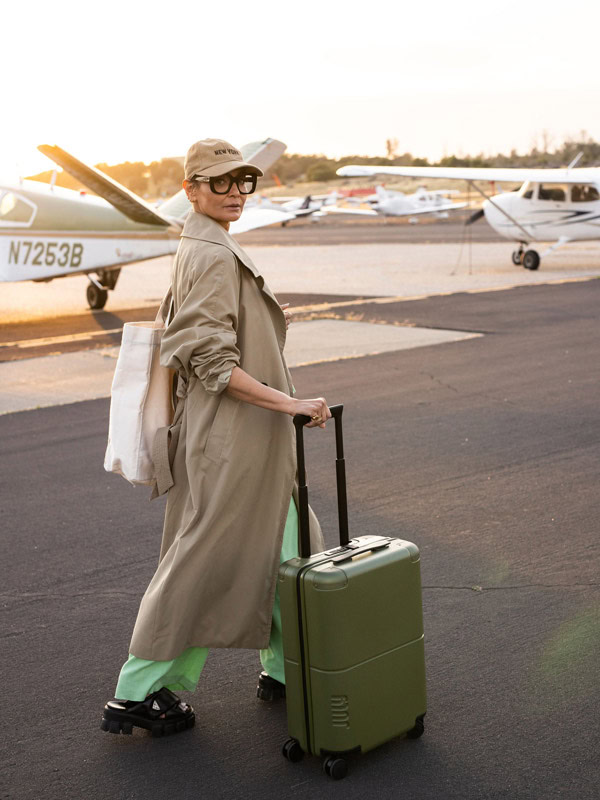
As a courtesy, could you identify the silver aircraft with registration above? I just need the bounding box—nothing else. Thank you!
[337,156,600,269]
[0,139,292,309]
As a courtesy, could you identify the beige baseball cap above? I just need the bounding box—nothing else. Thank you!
[184,138,264,180]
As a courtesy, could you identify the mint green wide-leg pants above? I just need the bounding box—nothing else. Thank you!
[114,497,298,702]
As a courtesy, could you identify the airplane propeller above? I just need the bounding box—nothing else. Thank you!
[466,208,485,226]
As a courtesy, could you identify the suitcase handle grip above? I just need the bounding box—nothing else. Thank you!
[331,539,392,563]
[292,403,343,428]
[293,404,348,558]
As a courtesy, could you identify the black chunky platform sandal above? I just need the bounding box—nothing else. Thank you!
[256,671,286,701]
[101,687,195,736]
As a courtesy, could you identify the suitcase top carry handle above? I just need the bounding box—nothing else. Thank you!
[330,538,392,563]
[293,404,348,558]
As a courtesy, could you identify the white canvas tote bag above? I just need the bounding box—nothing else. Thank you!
[104,290,174,486]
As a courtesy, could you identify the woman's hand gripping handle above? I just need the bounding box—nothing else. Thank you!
[291,397,332,428]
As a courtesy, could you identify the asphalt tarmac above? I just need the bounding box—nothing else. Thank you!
[235,211,502,246]
[1,280,598,800]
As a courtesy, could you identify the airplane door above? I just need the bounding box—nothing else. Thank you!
[537,183,570,236]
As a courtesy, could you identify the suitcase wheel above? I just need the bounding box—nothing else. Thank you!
[323,755,348,780]
[406,714,425,739]
[282,738,304,763]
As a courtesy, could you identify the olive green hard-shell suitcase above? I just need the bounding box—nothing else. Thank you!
[279,405,426,780]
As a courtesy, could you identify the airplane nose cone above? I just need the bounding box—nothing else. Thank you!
[482,193,524,240]
[482,195,504,227]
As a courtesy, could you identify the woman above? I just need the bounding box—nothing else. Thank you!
[101,138,330,736]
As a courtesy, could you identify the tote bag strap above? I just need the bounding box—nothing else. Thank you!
[155,287,174,328]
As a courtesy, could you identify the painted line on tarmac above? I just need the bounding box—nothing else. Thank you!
[0,274,595,354]
[291,274,598,313]
[0,327,123,350]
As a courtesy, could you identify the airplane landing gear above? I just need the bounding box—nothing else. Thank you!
[522,249,540,270]
[511,247,524,266]
[511,245,540,270]
[86,283,108,310]
[86,268,121,310]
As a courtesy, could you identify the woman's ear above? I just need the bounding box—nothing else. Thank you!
[183,179,196,203]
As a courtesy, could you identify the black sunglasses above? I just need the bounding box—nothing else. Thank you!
[195,173,257,195]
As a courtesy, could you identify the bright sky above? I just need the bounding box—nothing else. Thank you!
[4,0,600,178]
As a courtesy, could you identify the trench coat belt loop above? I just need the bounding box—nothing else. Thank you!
[150,396,185,499]
[152,426,176,497]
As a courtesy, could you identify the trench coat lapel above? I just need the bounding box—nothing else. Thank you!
[181,211,283,313]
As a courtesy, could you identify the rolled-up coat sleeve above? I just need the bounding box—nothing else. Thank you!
[160,250,241,394]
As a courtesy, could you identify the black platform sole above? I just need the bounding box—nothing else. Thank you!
[100,710,195,737]
[256,674,286,702]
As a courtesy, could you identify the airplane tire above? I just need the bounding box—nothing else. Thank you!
[511,250,523,266]
[522,250,540,271]
[87,284,109,310]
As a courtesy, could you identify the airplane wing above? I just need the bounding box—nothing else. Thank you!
[424,201,468,213]
[322,206,378,216]
[230,206,295,234]
[382,203,466,217]
[337,165,600,184]
[264,196,301,203]
[38,144,174,226]
[324,202,466,217]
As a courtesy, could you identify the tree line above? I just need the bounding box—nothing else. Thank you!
[29,133,600,198]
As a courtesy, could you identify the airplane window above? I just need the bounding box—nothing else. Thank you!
[538,184,567,202]
[0,192,36,225]
[571,184,600,203]
[523,188,534,199]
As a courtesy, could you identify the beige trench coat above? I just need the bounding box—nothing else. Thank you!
[129,211,324,661]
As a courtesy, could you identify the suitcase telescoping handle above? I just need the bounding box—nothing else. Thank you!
[293,404,349,558]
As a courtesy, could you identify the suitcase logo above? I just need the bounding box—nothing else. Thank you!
[331,695,350,728]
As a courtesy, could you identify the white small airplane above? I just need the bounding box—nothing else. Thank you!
[337,155,600,269]
[326,184,466,223]
[248,190,340,224]
[0,139,292,309]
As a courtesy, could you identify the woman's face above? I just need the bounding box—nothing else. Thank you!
[184,169,248,229]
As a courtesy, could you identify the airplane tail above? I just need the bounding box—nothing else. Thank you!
[39,138,287,227]
[38,145,174,227]
[375,184,389,201]
[240,138,287,174]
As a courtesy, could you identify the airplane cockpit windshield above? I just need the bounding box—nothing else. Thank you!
[0,190,37,227]
[521,182,534,199]
[571,185,600,202]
